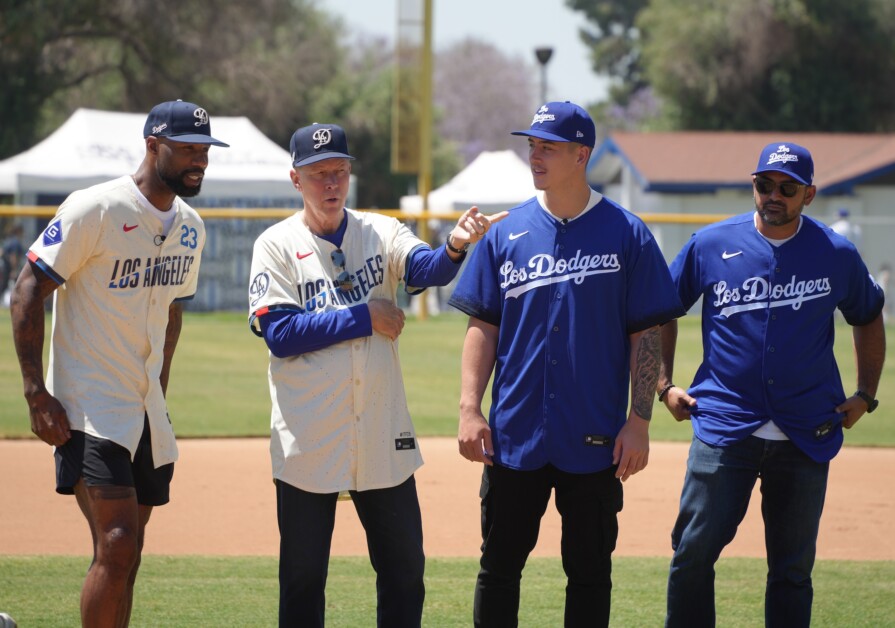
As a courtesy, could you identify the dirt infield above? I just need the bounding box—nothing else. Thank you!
[1,438,892,560]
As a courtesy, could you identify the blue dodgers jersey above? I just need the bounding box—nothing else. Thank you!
[449,196,684,473]
[671,213,885,463]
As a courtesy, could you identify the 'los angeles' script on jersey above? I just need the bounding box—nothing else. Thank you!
[500,250,621,299]
[107,255,196,289]
[713,274,832,318]
[302,254,385,311]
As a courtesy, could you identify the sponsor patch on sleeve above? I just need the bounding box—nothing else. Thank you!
[43,220,63,246]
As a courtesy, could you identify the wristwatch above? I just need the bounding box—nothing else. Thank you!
[854,390,879,413]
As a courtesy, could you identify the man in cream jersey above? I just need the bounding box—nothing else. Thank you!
[11,99,227,627]
[249,121,504,627]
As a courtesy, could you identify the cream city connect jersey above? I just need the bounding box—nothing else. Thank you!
[248,209,426,493]
[27,176,204,466]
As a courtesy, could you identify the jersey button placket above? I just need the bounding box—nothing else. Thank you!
[351,342,363,420]
[545,227,567,426]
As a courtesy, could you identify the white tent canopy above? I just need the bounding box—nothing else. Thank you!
[400,150,535,214]
[0,108,298,206]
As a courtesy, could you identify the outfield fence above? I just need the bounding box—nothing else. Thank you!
[2,206,892,320]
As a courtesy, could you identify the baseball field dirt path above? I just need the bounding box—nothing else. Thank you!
[1,438,892,560]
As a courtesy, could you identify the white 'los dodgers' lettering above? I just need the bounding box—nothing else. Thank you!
[714,274,832,317]
[501,250,620,299]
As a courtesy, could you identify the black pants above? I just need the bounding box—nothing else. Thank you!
[276,476,425,628]
[474,463,623,628]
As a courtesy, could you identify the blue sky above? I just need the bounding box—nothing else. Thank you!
[318,0,610,107]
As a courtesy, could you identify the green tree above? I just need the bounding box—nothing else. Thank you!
[565,0,649,107]
[0,1,459,209]
[0,0,105,158]
[638,0,895,131]
[0,0,341,159]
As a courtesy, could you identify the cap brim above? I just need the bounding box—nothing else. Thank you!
[751,167,811,186]
[511,129,574,143]
[166,134,230,147]
[293,152,356,168]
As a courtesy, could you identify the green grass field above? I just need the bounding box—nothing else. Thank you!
[0,555,892,627]
[2,310,893,444]
[2,310,893,626]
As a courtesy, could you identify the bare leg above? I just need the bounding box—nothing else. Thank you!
[74,481,151,628]
[75,483,98,567]
[121,505,153,626]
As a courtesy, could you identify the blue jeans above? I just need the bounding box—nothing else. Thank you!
[474,463,623,628]
[276,476,425,628]
[666,436,829,628]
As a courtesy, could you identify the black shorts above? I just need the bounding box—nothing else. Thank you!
[54,417,174,506]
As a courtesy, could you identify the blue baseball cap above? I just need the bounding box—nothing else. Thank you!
[511,101,596,148]
[143,100,229,147]
[752,142,813,185]
[290,123,356,167]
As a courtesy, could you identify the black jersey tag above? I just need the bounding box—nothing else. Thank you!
[814,421,833,439]
[584,434,611,447]
[395,438,416,450]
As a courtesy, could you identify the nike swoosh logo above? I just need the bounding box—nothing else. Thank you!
[722,250,743,259]
[296,252,314,260]
[508,231,529,240]
[123,224,138,232]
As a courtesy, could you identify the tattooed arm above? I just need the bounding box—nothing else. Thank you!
[630,325,661,421]
[612,325,660,481]
[11,261,71,446]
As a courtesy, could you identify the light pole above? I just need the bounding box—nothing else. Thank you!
[535,47,553,104]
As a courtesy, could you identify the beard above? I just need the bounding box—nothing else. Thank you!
[158,162,204,198]
[755,200,801,228]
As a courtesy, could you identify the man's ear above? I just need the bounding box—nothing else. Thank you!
[577,145,591,166]
[803,185,817,206]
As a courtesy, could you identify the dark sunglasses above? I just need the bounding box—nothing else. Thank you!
[753,176,805,198]
[330,249,353,293]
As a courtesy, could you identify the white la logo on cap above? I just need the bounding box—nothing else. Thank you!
[312,128,332,149]
[532,105,555,125]
[767,144,798,165]
[193,108,209,127]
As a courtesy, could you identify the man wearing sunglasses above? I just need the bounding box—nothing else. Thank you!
[247,122,506,628]
[658,142,886,627]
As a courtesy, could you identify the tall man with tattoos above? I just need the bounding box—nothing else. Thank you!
[11,100,227,627]
[448,101,684,628]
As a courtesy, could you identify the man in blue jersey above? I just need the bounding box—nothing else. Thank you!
[449,101,684,627]
[658,142,886,627]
